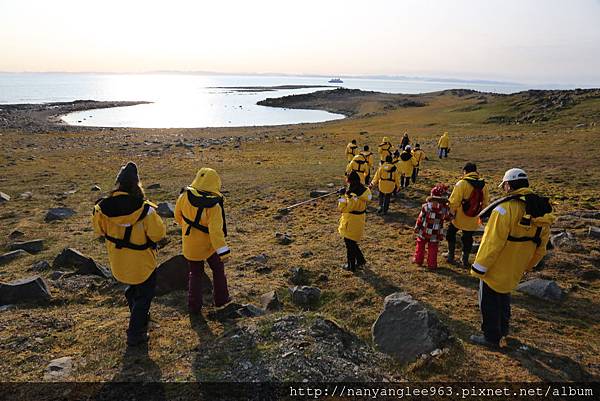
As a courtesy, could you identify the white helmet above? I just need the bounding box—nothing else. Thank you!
[405,145,412,151]
[499,168,528,187]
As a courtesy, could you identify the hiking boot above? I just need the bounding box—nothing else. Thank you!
[469,334,499,349]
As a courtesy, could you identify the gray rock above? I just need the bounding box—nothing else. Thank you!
[260,290,283,312]
[589,226,600,240]
[157,202,175,218]
[52,248,111,278]
[372,292,449,364]
[247,253,268,264]
[517,279,564,301]
[0,249,30,266]
[0,192,10,203]
[147,183,161,190]
[290,286,321,309]
[30,260,51,271]
[155,255,213,303]
[19,191,33,200]
[9,239,44,254]
[301,250,314,258]
[50,271,67,281]
[289,267,310,285]
[90,185,101,192]
[8,230,25,240]
[275,232,293,245]
[310,190,330,198]
[44,357,74,380]
[0,276,51,305]
[550,231,584,252]
[45,207,76,222]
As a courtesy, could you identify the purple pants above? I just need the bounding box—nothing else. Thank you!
[187,253,230,312]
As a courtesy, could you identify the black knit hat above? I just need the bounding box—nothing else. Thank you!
[347,170,361,184]
[116,162,139,185]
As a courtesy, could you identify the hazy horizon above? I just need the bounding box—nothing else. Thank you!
[1,0,599,87]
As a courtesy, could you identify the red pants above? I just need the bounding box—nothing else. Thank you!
[188,253,230,312]
[413,237,439,268]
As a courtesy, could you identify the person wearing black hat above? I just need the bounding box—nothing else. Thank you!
[92,161,166,346]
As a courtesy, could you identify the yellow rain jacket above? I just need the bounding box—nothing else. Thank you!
[175,168,229,262]
[372,162,400,194]
[377,137,393,162]
[338,186,372,242]
[471,188,555,293]
[448,172,490,231]
[412,149,426,167]
[92,192,166,285]
[346,142,358,162]
[398,150,418,177]
[345,154,369,184]
[438,132,450,148]
[360,150,375,176]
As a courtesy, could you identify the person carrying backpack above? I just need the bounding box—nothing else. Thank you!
[360,145,374,185]
[346,139,358,162]
[411,143,427,183]
[175,168,231,313]
[345,153,369,185]
[369,155,400,215]
[92,162,166,346]
[446,162,489,267]
[470,168,554,348]
[398,145,418,189]
[377,137,393,165]
[438,132,450,158]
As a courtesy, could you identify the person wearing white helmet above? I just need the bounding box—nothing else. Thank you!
[469,168,555,349]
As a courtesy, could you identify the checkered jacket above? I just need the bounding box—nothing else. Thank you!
[415,197,452,242]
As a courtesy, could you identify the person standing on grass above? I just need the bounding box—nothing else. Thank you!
[438,132,450,158]
[370,155,400,215]
[345,152,369,185]
[446,162,489,267]
[175,167,231,314]
[338,171,372,271]
[360,145,375,185]
[412,184,452,269]
[92,162,166,346]
[345,139,358,162]
[411,143,427,183]
[377,136,393,164]
[470,168,554,348]
[400,132,410,150]
[398,145,418,190]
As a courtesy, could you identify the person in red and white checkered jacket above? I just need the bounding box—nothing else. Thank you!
[412,184,453,268]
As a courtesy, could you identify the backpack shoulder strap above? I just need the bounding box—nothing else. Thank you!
[478,194,522,220]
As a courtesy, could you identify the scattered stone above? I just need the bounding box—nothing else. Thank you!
[247,253,268,264]
[588,226,600,240]
[9,239,44,254]
[289,267,310,285]
[0,249,30,266]
[255,266,272,274]
[44,357,74,380]
[317,274,329,283]
[91,185,101,192]
[19,191,33,200]
[0,276,51,305]
[550,231,584,252]
[147,183,161,190]
[290,286,321,309]
[30,260,51,271]
[326,183,335,188]
[0,192,10,203]
[516,279,564,302]
[50,271,67,281]
[157,202,175,218]
[154,255,212,304]
[310,190,330,198]
[260,290,283,312]
[8,230,25,240]
[300,250,313,258]
[52,248,111,278]
[237,304,266,318]
[275,232,293,245]
[45,207,76,222]
[372,292,450,364]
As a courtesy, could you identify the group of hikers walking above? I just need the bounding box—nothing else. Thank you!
[340,132,554,348]
[92,128,554,352]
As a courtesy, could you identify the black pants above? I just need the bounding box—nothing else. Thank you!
[479,280,511,344]
[125,270,156,341]
[411,167,420,183]
[401,175,411,188]
[378,191,391,213]
[365,173,371,185]
[344,237,365,270]
[446,223,474,264]
[439,148,448,158]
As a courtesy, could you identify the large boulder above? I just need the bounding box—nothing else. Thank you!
[45,207,76,222]
[0,276,51,305]
[516,279,564,302]
[0,249,30,266]
[154,254,213,303]
[52,248,111,278]
[290,286,321,309]
[372,292,449,364]
[9,239,44,254]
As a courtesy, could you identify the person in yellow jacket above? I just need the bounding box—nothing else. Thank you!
[438,132,450,158]
[377,137,393,164]
[369,155,400,215]
[175,168,231,313]
[338,171,372,271]
[345,153,369,185]
[411,143,427,183]
[92,161,166,346]
[469,168,554,348]
[397,145,418,189]
[345,139,358,162]
[360,145,374,184]
[446,163,490,267]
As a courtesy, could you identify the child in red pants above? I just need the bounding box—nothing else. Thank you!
[412,184,452,268]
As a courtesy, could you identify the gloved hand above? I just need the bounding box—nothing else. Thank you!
[337,187,346,195]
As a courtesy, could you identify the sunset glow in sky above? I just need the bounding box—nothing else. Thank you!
[1,0,599,85]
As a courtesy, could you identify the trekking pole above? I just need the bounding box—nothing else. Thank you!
[278,189,343,214]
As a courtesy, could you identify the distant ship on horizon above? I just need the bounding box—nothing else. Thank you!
[328,78,343,84]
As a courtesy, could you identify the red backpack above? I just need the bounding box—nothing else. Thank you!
[462,182,485,217]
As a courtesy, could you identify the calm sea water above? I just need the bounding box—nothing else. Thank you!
[0,73,529,128]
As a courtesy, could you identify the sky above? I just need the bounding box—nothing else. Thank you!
[0,0,599,85]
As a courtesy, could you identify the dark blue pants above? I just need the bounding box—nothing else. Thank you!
[438,148,448,158]
[479,280,511,344]
[125,270,156,341]
[378,191,391,213]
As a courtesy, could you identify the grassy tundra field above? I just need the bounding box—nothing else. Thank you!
[0,88,599,384]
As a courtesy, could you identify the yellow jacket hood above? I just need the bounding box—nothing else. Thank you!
[191,168,222,195]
